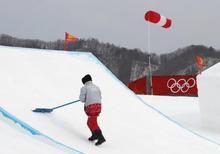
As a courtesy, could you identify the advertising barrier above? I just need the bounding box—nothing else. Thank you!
[128,76,147,95]
[128,75,198,96]
[152,75,198,96]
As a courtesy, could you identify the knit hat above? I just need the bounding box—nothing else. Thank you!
[82,74,92,84]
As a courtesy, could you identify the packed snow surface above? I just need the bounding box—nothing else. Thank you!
[0,46,220,154]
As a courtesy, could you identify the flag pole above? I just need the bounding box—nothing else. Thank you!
[147,22,153,95]
[64,32,67,51]
[64,40,68,51]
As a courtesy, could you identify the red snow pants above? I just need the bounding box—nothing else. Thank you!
[84,103,101,131]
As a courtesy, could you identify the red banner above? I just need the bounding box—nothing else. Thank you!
[128,76,147,95]
[152,75,198,96]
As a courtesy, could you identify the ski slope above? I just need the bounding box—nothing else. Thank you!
[0,108,80,154]
[0,45,220,154]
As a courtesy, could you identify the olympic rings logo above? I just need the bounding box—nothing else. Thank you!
[167,78,196,93]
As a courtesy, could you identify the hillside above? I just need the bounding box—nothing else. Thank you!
[155,45,220,75]
[1,34,220,84]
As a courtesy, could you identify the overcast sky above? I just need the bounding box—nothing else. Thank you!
[0,0,220,54]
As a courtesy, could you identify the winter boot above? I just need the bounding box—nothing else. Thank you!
[88,131,98,141]
[95,129,106,146]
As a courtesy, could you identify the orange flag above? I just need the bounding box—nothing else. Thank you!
[65,32,78,42]
[64,32,78,50]
[195,55,205,74]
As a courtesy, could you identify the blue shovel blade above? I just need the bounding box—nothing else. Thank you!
[32,108,53,113]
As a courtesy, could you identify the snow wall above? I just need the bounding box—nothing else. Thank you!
[197,62,220,131]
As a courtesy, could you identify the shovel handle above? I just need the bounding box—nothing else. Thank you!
[52,100,80,110]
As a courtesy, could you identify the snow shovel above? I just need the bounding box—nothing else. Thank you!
[32,100,80,113]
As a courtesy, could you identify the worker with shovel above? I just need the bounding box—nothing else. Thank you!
[79,74,106,146]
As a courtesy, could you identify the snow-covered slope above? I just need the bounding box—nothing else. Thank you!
[0,108,81,154]
[0,45,220,154]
